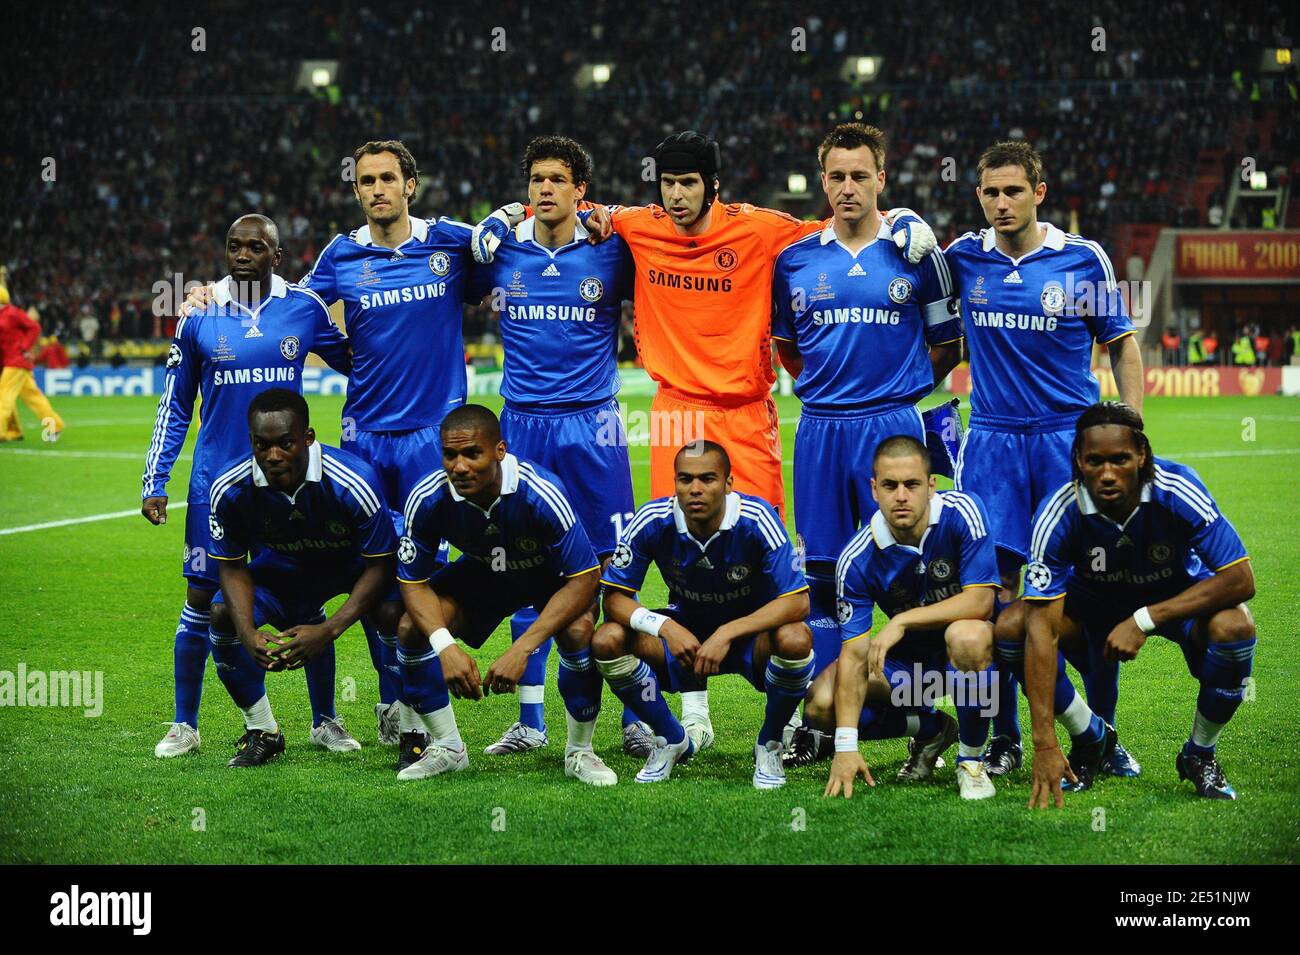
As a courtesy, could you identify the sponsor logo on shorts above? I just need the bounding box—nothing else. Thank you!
[836,598,853,625]
[1026,561,1052,591]
[398,536,416,564]
[208,515,225,541]
[611,542,633,568]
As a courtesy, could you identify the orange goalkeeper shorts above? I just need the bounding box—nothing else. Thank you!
[648,387,785,518]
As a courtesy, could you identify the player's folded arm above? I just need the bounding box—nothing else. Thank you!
[321,554,396,639]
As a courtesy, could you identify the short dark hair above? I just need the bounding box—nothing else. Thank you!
[247,388,309,429]
[675,439,731,477]
[977,140,1044,188]
[522,135,594,187]
[818,123,886,173]
[873,434,930,475]
[227,213,280,250]
[440,404,501,444]
[1072,402,1155,485]
[354,140,419,186]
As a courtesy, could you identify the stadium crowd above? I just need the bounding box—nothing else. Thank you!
[2,1,1294,343]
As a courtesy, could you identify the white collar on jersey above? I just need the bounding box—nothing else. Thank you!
[1076,479,1153,523]
[672,491,741,537]
[353,214,429,248]
[515,215,591,246]
[212,273,289,307]
[870,492,944,549]
[982,221,1066,253]
[819,216,891,246]
[448,452,520,503]
[252,439,323,488]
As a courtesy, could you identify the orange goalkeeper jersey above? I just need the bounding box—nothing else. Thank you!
[611,201,822,405]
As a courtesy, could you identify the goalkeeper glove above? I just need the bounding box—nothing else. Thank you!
[471,202,527,264]
[885,208,937,264]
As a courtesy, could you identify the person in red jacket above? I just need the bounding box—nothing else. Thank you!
[0,271,65,441]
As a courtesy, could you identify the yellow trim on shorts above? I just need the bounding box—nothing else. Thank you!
[363,550,396,558]
[933,335,964,346]
[210,553,244,562]
[777,585,811,599]
[1215,556,1251,572]
[842,631,871,644]
[566,565,600,578]
[771,334,795,342]
[1022,593,1067,603]
[397,577,430,585]
[599,579,638,593]
[964,582,1000,589]
[1102,329,1135,345]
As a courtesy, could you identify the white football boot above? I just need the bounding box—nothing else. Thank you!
[484,721,549,755]
[310,716,362,752]
[154,722,200,758]
[397,741,469,780]
[753,740,787,790]
[957,759,997,800]
[564,749,618,786]
[635,734,695,783]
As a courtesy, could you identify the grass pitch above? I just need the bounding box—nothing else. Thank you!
[0,391,1297,864]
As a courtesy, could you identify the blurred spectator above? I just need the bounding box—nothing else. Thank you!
[1232,328,1256,365]
[1161,326,1181,366]
[36,335,69,369]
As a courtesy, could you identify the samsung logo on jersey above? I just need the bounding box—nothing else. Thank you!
[270,538,354,553]
[1082,566,1176,586]
[811,307,901,326]
[968,311,1060,332]
[674,584,753,603]
[213,367,297,386]
[471,553,547,572]
[648,270,732,293]
[359,283,448,310]
[505,305,597,323]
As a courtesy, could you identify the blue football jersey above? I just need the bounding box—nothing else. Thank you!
[943,223,1135,421]
[835,491,1000,642]
[207,442,397,571]
[602,492,808,627]
[398,453,599,588]
[142,275,350,502]
[298,215,473,432]
[773,219,961,409]
[466,217,634,408]
[1023,457,1249,608]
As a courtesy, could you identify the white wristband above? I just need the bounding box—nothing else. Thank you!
[629,607,667,637]
[834,728,859,753]
[429,627,455,655]
[1132,607,1157,635]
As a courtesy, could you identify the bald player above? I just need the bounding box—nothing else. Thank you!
[143,214,355,757]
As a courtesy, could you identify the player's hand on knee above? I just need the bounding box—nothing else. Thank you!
[1028,742,1072,810]
[471,202,526,264]
[178,283,215,318]
[1103,618,1147,663]
[662,622,700,671]
[441,644,483,700]
[141,496,168,525]
[824,751,875,799]
[241,629,281,671]
[885,208,937,264]
[484,644,529,696]
[693,633,729,677]
[268,623,333,669]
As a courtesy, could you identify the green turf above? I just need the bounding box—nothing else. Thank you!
[0,392,1297,863]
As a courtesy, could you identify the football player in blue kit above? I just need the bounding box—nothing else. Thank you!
[394,405,616,785]
[464,136,649,758]
[941,141,1146,777]
[772,123,963,767]
[142,214,353,757]
[206,390,404,766]
[595,440,815,789]
[1004,403,1256,805]
[807,436,1002,800]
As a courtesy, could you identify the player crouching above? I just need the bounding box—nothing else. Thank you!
[594,441,815,789]
[394,405,616,785]
[208,389,403,766]
[811,436,1001,801]
[1008,402,1256,805]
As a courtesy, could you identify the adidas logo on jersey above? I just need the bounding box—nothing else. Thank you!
[697,556,714,569]
[847,262,866,277]
[1003,269,1023,284]
[542,263,560,276]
